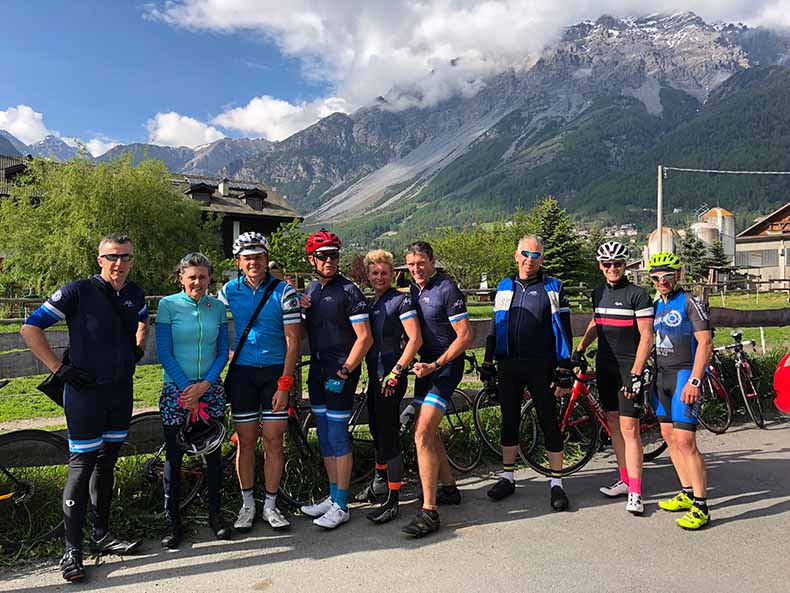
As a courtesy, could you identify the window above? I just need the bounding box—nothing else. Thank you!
[745,249,779,268]
[760,249,778,267]
[246,197,262,210]
[233,221,240,242]
[736,251,750,266]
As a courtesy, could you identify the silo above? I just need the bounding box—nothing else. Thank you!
[691,221,720,246]
[701,207,736,262]
[645,227,680,268]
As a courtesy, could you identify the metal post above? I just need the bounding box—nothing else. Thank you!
[657,164,664,252]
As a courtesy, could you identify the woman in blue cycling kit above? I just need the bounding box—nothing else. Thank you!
[156,253,232,547]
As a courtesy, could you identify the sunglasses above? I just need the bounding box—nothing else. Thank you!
[100,253,134,262]
[650,273,676,282]
[601,261,625,269]
[520,250,542,260]
[314,250,340,262]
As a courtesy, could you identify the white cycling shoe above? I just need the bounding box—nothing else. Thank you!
[262,506,291,530]
[300,497,333,518]
[600,479,629,497]
[234,505,256,531]
[626,493,644,515]
[313,503,350,529]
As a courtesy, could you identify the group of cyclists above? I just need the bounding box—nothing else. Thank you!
[20,228,715,583]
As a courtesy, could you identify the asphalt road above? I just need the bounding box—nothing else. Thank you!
[2,420,789,593]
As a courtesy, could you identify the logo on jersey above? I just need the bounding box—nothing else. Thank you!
[527,291,538,296]
[662,310,683,328]
[285,297,300,310]
[452,298,465,309]
[350,301,367,314]
[322,295,334,303]
[123,299,135,309]
[51,289,62,302]
[655,331,674,354]
[422,297,431,304]
[614,301,624,306]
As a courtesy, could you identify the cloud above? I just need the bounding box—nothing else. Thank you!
[212,95,351,141]
[0,104,51,145]
[86,137,120,157]
[146,111,225,147]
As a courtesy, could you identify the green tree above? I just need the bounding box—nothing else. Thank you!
[678,227,709,282]
[524,197,588,285]
[707,239,731,270]
[268,218,311,275]
[0,157,221,295]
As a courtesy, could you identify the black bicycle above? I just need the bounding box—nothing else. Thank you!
[710,331,766,429]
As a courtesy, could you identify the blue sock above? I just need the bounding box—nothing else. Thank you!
[334,487,348,511]
[329,482,337,501]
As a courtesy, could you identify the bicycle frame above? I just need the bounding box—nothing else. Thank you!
[559,371,611,437]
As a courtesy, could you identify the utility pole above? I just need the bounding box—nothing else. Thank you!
[657,164,664,252]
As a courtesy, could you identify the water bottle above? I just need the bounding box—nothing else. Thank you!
[400,402,417,427]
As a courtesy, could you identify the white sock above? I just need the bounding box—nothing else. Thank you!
[502,470,515,483]
[264,491,277,511]
[241,488,255,509]
[550,478,562,489]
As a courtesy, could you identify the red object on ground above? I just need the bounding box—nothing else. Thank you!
[773,352,790,414]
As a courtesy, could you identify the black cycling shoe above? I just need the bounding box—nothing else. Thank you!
[209,513,233,540]
[88,532,142,555]
[366,496,400,524]
[401,509,440,538]
[60,549,85,582]
[487,478,516,501]
[550,486,569,512]
[160,522,183,549]
[354,476,388,503]
[436,485,462,505]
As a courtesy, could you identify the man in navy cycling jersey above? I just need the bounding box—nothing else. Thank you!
[401,241,472,538]
[574,241,653,515]
[648,252,712,530]
[21,234,148,582]
[300,229,373,529]
[218,232,302,532]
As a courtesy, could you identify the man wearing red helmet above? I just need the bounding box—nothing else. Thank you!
[300,229,373,528]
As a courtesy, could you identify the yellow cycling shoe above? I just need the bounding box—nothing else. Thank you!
[677,505,710,530]
[658,491,693,512]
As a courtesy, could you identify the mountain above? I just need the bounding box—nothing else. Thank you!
[219,12,790,243]
[0,130,27,155]
[0,134,21,156]
[28,135,83,161]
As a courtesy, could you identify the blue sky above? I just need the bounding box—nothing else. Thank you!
[1,0,781,155]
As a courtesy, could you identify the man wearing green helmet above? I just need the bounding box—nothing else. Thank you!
[648,252,713,530]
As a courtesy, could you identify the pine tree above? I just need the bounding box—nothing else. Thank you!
[678,227,708,282]
[707,239,731,270]
[525,197,587,285]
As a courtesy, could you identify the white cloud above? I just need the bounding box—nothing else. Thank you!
[86,137,120,157]
[212,95,351,141]
[146,111,225,147]
[0,104,51,145]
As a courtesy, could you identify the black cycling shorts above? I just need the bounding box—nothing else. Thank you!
[413,358,464,414]
[228,364,287,423]
[596,357,641,419]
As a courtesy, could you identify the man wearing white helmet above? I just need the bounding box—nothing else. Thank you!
[218,232,302,531]
[573,241,653,514]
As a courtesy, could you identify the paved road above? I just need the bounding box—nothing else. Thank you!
[2,421,789,593]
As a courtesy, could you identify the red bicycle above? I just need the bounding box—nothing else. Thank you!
[519,357,667,477]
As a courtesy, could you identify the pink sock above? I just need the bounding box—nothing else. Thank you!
[629,478,642,495]
[619,467,629,486]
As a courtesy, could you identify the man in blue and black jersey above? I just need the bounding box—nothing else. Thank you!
[401,241,472,538]
[648,252,712,530]
[21,234,148,582]
[481,235,573,511]
[300,229,373,529]
[575,241,653,515]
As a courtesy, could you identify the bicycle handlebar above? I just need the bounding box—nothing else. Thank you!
[714,340,756,353]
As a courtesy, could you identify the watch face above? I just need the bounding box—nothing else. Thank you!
[690,378,701,387]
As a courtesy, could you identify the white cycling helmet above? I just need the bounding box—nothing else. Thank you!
[232,231,270,258]
[596,241,628,262]
[176,416,226,457]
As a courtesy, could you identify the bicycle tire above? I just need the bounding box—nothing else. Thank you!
[697,372,733,434]
[520,396,599,477]
[472,386,503,458]
[440,389,482,472]
[0,429,68,550]
[640,407,667,461]
[738,362,765,428]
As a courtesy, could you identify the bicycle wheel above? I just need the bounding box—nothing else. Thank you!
[0,430,68,550]
[697,373,733,434]
[640,407,667,461]
[472,386,503,458]
[440,389,482,472]
[277,412,328,509]
[520,396,599,477]
[738,362,765,428]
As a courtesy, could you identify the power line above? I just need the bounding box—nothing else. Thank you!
[664,166,790,176]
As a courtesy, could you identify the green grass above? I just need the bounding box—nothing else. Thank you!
[709,291,789,310]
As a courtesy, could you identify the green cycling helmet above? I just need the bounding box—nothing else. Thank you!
[647,251,682,272]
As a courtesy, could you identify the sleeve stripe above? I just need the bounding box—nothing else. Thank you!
[448,312,469,323]
[283,318,302,325]
[42,302,66,320]
[558,307,571,313]
[635,307,654,317]
[399,311,417,321]
[349,313,369,323]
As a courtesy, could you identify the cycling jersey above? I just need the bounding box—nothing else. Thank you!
[156,292,229,390]
[653,288,710,370]
[592,278,653,361]
[410,273,468,359]
[304,274,369,367]
[218,274,301,367]
[365,288,416,378]
[25,275,148,383]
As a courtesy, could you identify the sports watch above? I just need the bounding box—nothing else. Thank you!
[688,377,702,388]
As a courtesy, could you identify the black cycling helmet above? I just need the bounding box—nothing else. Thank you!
[176,416,225,457]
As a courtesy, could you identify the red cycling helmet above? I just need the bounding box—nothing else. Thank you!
[773,352,790,414]
[306,229,341,255]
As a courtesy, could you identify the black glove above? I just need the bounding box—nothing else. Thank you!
[134,345,145,363]
[554,367,574,389]
[570,350,584,367]
[479,362,497,383]
[626,373,643,397]
[56,364,96,390]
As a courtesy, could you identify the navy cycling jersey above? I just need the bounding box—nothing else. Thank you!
[654,288,710,369]
[506,274,557,359]
[25,275,148,383]
[365,288,417,378]
[410,273,468,359]
[304,274,369,367]
[592,278,654,362]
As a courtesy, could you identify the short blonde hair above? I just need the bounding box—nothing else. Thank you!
[364,249,395,270]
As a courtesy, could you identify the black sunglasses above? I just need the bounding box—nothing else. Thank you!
[314,250,340,261]
[601,261,625,269]
[100,253,134,262]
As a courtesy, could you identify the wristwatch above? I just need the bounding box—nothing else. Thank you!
[688,377,702,388]
[433,360,443,371]
[339,366,350,377]
[394,363,404,374]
